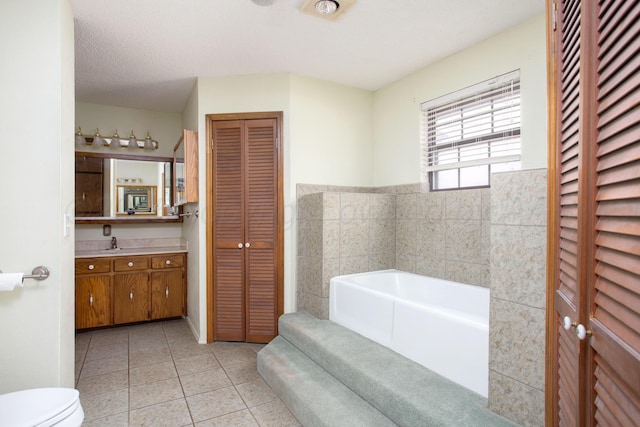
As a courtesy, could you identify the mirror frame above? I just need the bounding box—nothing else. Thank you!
[75,151,182,224]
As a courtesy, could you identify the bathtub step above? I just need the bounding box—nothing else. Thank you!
[257,336,397,427]
[272,311,519,427]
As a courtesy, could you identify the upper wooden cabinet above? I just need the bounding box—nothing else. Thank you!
[173,130,198,206]
[75,156,103,217]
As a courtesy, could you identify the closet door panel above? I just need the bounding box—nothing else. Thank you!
[245,119,278,342]
[591,0,640,421]
[554,0,587,423]
[213,121,246,341]
[550,0,640,424]
[214,248,245,341]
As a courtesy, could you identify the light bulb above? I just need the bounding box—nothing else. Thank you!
[143,132,155,150]
[110,130,122,149]
[128,131,138,151]
[92,128,105,149]
[75,127,86,147]
[315,0,338,14]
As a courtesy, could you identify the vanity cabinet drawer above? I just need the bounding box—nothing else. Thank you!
[151,254,185,269]
[113,256,149,272]
[76,258,111,275]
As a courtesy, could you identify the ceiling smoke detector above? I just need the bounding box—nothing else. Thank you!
[300,0,356,21]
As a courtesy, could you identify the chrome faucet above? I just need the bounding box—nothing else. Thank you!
[111,236,118,249]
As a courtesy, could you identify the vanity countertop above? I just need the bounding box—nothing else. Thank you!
[75,238,187,259]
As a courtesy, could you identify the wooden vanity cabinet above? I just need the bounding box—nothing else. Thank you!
[151,254,185,319]
[75,253,186,329]
[113,256,150,324]
[75,258,112,329]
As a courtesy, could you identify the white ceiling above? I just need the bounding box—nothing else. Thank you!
[70,0,544,113]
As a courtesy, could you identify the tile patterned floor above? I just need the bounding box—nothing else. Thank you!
[75,320,301,427]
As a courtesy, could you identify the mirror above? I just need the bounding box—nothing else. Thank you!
[117,186,156,215]
[75,152,179,224]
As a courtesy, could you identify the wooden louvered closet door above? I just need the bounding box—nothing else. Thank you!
[548,0,640,425]
[210,113,283,343]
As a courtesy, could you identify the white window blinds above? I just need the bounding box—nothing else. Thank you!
[421,70,521,176]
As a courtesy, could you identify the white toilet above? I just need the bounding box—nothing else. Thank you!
[0,388,84,427]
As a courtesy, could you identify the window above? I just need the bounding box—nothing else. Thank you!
[421,70,521,190]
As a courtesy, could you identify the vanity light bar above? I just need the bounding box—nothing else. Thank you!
[75,127,159,150]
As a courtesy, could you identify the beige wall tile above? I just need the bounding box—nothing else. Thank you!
[445,189,483,220]
[490,298,545,391]
[491,224,546,308]
[340,193,370,220]
[491,169,547,226]
[489,370,545,427]
[339,220,369,257]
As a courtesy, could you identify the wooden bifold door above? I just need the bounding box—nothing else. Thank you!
[547,0,640,425]
[207,112,284,344]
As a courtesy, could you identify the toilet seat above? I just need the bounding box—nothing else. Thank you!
[0,388,84,427]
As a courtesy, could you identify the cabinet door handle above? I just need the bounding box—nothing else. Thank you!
[245,242,250,248]
[82,192,86,202]
[165,260,171,265]
[129,290,134,302]
[89,293,93,307]
[128,262,134,267]
[165,286,169,298]
[88,264,94,270]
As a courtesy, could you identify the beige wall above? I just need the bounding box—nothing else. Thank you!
[0,0,75,393]
[372,14,547,186]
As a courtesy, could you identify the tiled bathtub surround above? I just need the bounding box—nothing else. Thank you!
[296,184,491,318]
[296,168,547,426]
[297,191,396,319]
[489,168,547,427]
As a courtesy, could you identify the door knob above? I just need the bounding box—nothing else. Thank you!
[237,243,243,249]
[245,242,251,248]
[563,316,576,330]
[576,324,592,340]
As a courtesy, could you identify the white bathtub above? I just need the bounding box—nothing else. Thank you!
[329,269,489,397]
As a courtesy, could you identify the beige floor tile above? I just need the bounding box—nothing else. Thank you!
[129,361,177,386]
[130,376,185,409]
[75,320,292,426]
[174,352,221,376]
[236,378,278,408]
[129,398,193,427]
[79,388,128,421]
[195,409,260,427]
[186,386,247,423]
[224,361,261,385]
[80,355,128,378]
[81,411,129,427]
[170,342,212,360]
[250,399,301,427]
[210,344,258,368]
[85,341,129,362]
[129,348,173,368]
[180,366,232,396]
[77,369,128,397]
[88,330,129,348]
